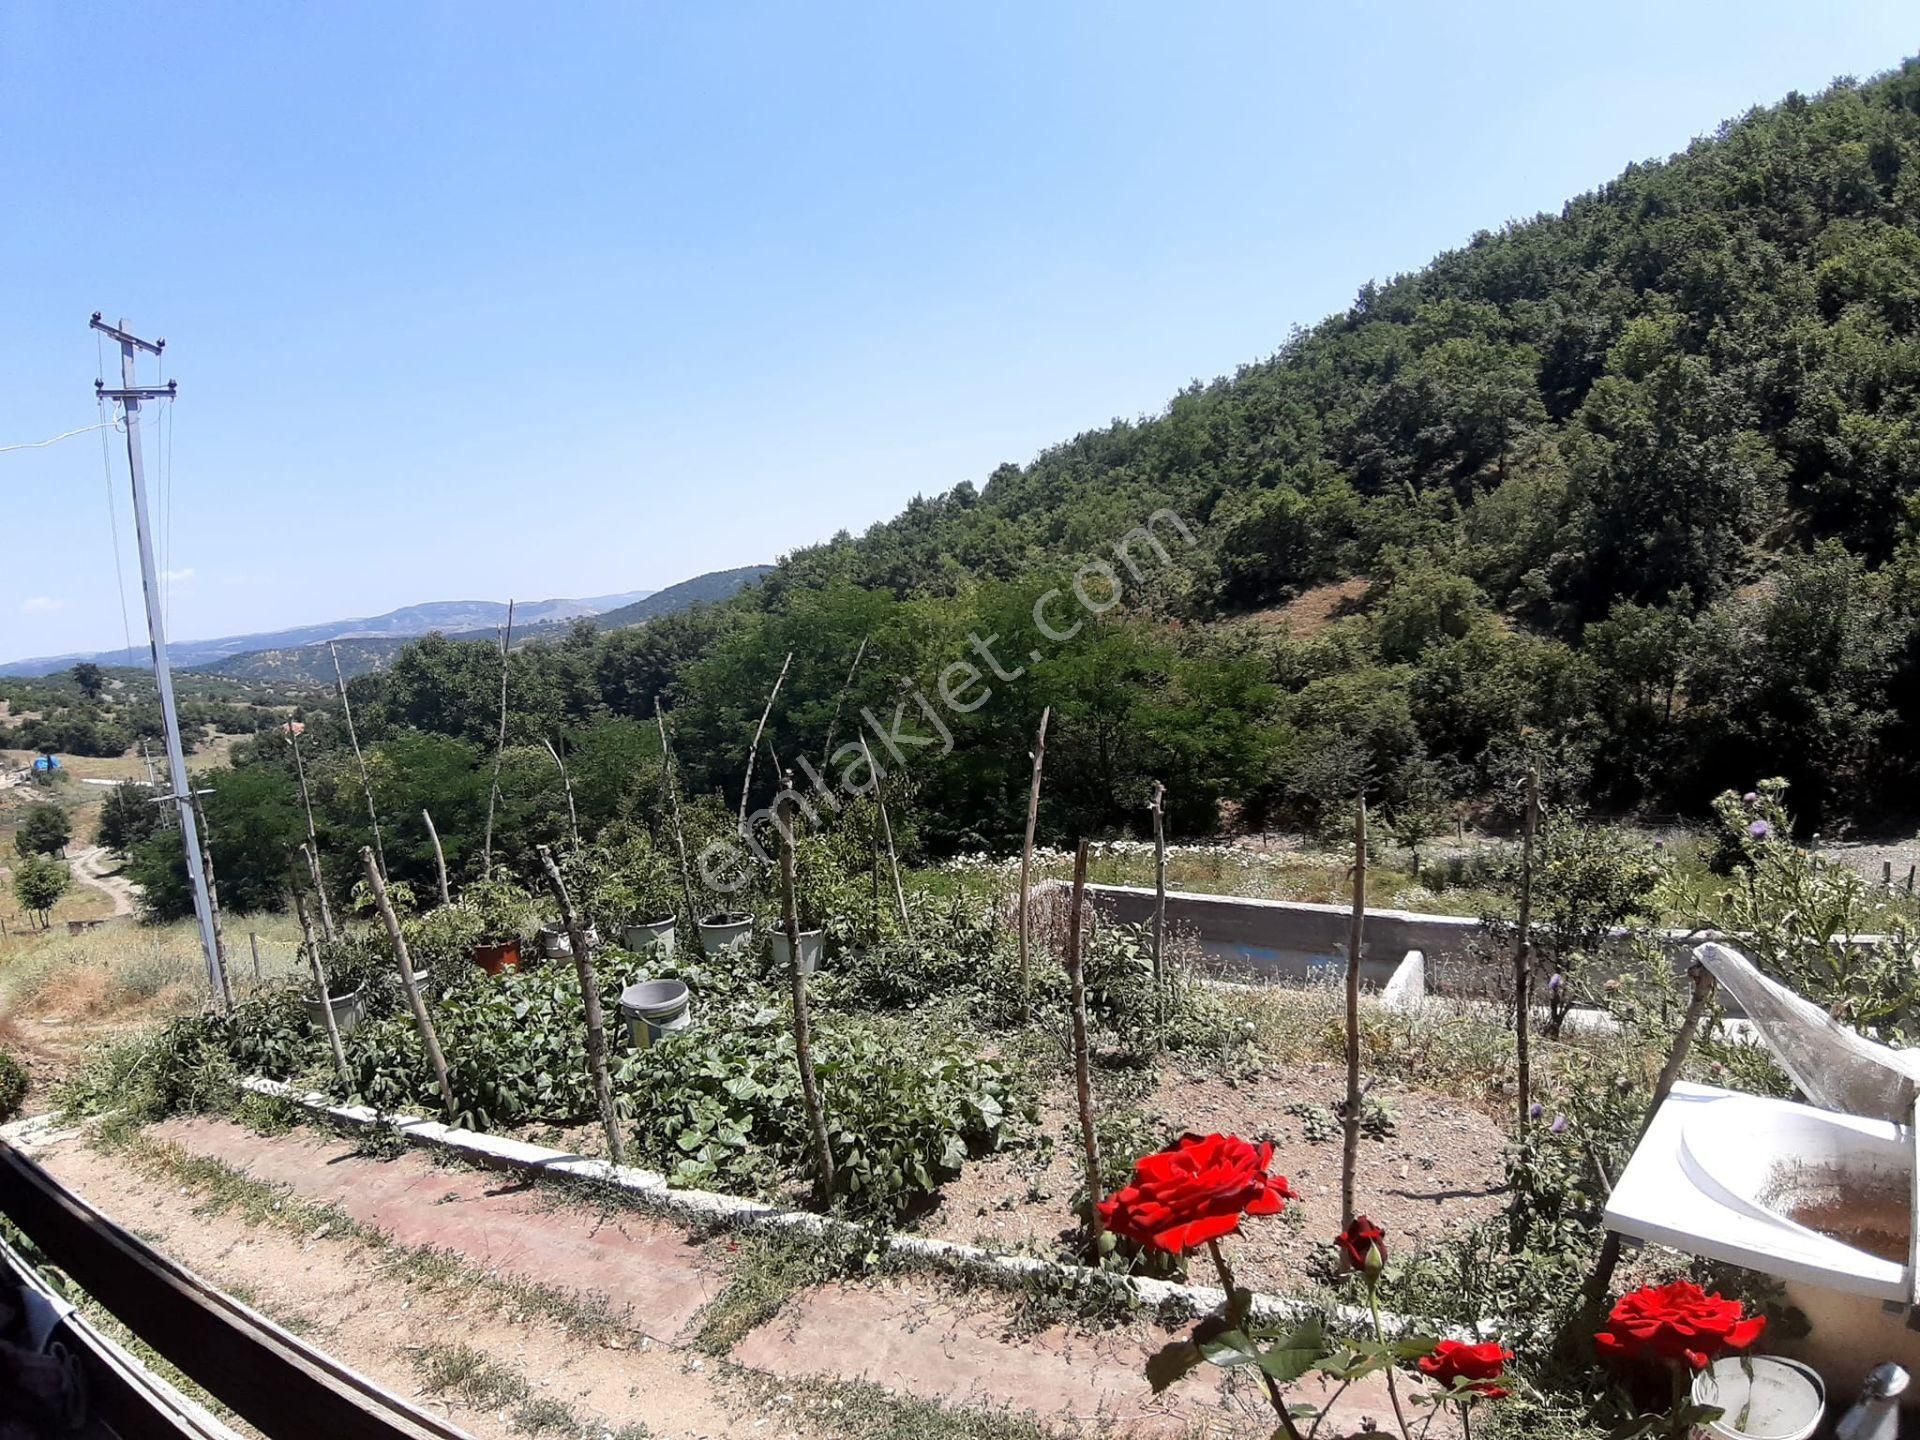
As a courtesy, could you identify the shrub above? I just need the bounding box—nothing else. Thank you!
[0,1051,28,1122]
[342,959,619,1130]
[11,854,70,927]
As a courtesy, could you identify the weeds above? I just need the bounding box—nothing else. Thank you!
[98,1124,631,1343]
[414,1342,530,1409]
[691,1226,873,1354]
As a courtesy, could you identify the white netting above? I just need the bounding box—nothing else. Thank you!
[1694,941,1920,1124]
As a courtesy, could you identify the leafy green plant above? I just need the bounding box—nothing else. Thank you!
[1680,778,1920,1041]
[621,1004,1022,1216]
[574,836,681,932]
[455,877,531,946]
[815,1016,1018,1212]
[0,1050,28,1123]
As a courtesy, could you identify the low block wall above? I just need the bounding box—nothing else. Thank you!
[1066,882,1867,1017]
[1080,883,1479,988]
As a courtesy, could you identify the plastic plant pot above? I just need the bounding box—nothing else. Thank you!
[537,923,598,959]
[697,912,753,955]
[622,917,676,957]
[769,928,825,975]
[1691,1355,1823,1439]
[302,985,367,1037]
[471,939,523,976]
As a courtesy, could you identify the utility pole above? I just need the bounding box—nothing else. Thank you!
[91,313,230,1009]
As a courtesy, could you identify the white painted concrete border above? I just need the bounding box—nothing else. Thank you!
[1380,950,1427,1013]
[239,1076,1490,1340]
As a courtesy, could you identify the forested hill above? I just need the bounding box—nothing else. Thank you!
[151,61,1920,919]
[738,61,1920,826]
[776,65,1920,614]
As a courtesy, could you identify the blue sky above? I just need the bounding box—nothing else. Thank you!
[2,2,1913,661]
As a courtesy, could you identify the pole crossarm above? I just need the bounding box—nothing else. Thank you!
[97,380,178,401]
[88,312,164,354]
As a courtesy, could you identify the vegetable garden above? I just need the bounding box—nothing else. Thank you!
[53,767,1920,1440]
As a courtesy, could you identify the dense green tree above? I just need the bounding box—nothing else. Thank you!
[11,853,68,926]
[97,781,162,856]
[14,805,70,858]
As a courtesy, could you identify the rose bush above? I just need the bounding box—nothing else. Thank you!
[1120,1169,1493,1440]
[1336,1213,1387,1272]
[1418,1339,1512,1399]
[1594,1280,1765,1373]
[1097,1132,1293,1254]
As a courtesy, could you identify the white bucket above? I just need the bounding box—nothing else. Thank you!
[618,979,692,1049]
[537,923,598,959]
[1692,1356,1824,1440]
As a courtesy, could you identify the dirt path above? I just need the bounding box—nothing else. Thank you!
[68,845,137,917]
[7,1116,1450,1440]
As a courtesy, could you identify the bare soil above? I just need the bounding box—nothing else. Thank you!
[29,1131,762,1440]
[921,1055,1508,1290]
[9,1117,1449,1438]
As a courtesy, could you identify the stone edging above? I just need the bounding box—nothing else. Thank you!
[239,1076,1482,1340]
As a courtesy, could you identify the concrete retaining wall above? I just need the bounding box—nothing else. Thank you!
[1065,881,1889,1019]
[1080,882,1479,988]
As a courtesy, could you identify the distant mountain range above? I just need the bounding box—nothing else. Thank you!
[0,567,769,680]
[184,565,773,683]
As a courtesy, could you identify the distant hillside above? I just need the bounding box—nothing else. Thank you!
[195,566,769,682]
[0,590,653,679]
[591,566,771,629]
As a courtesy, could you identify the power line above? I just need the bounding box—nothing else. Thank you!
[0,421,110,453]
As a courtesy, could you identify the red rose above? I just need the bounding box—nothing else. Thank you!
[1593,1281,1765,1373]
[1418,1339,1513,1399]
[1336,1214,1387,1273]
[1096,1133,1292,1254]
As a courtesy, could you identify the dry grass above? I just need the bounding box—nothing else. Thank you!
[0,913,306,1024]
[1246,577,1371,636]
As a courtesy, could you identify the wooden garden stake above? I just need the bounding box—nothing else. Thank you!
[1017,707,1050,1022]
[481,601,515,877]
[738,650,793,836]
[1514,766,1539,1134]
[542,737,580,848]
[330,642,388,880]
[821,635,869,760]
[248,931,262,984]
[537,845,624,1165]
[1340,796,1366,1229]
[297,839,335,946]
[654,699,698,923]
[286,722,336,941]
[1150,777,1167,1040]
[862,733,910,934]
[361,846,456,1120]
[1578,961,1717,1322]
[422,809,451,908]
[1066,840,1103,1249]
[778,777,835,1208]
[291,879,348,1081]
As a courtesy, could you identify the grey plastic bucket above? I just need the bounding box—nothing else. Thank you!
[770,929,825,975]
[303,985,367,1037]
[622,917,676,956]
[698,913,754,955]
[619,979,692,1049]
